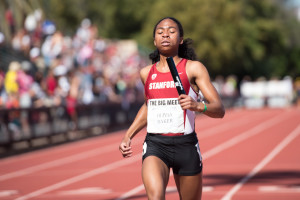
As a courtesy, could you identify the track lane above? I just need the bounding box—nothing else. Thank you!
[222,124,300,200]
[0,108,299,200]
[0,109,248,181]
[2,109,250,200]
[229,111,300,200]
[203,108,300,200]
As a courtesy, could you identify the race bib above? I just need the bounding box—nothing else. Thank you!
[147,98,184,133]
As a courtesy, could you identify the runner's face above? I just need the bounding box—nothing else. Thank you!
[154,19,183,55]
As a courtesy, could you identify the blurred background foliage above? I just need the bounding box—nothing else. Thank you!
[1,0,300,80]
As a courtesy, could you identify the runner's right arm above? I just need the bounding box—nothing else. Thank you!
[119,65,151,158]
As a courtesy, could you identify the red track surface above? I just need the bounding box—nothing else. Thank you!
[0,107,300,200]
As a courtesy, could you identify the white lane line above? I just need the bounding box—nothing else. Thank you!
[259,185,300,193]
[116,184,145,200]
[116,169,175,200]
[0,129,127,165]
[58,187,113,195]
[0,137,145,182]
[115,184,214,200]
[15,153,142,200]
[221,124,300,200]
[0,142,117,181]
[197,109,257,139]
[0,190,19,197]
[116,111,292,199]
[198,117,251,140]
[202,112,290,159]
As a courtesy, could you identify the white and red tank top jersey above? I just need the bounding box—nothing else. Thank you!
[144,58,198,135]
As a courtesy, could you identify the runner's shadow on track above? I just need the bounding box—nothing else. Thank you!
[204,170,300,186]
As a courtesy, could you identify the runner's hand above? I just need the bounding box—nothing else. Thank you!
[119,136,132,158]
[178,94,199,111]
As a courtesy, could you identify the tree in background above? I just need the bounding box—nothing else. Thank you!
[138,0,300,79]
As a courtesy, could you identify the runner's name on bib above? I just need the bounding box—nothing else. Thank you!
[147,98,184,133]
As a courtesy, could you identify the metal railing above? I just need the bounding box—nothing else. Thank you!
[0,102,142,149]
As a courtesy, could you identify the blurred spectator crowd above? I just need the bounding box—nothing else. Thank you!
[0,9,146,112]
[1,9,300,113]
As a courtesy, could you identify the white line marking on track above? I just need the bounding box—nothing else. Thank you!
[258,185,300,193]
[115,184,145,200]
[0,143,117,182]
[15,153,142,200]
[202,112,290,159]
[0,129,127,164]
[203,186,214,192]
[221,124,300,200]
[58,187,112,195]
[116,170,176,200]
[115,184,214,200]
[0,190,19,197]
[0,137,145,182]
[198,116,251,140]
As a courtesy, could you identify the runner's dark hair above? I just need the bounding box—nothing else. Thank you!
[149,17,197,64]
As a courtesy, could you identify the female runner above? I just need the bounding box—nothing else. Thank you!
[119,17,225,200]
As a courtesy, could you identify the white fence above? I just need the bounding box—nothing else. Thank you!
[240,77,294,108]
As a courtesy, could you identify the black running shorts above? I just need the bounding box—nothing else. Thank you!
[142,132,203,176]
